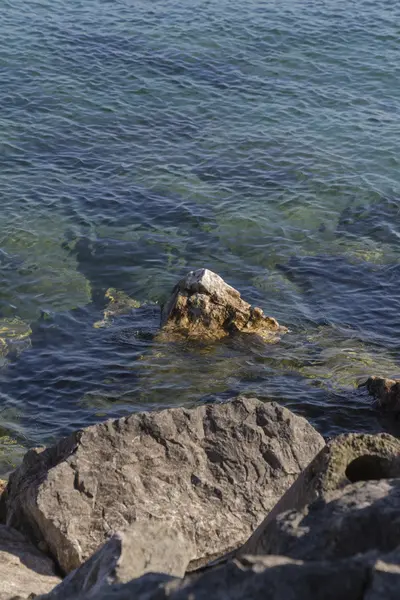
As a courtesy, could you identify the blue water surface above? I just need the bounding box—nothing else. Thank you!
[0,0,399,473]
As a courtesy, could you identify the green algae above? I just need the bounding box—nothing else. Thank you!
[0,435,26,476]
[93,288,142,328]
[298,326,400,390]
[0,317,32,364]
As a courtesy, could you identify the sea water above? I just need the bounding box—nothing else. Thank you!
[0,0,399,473]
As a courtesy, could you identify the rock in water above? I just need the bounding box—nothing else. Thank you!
[93,288,141,328]
[364,376,400,414]
[160,269,287,341]
[1,397,323,574]
[0,524,60,599]
[0,317,32,364]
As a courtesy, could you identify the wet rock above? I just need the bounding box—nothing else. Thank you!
[93,288,141,328]
[160,269,287,341]
[364,376,400,414]
[0,318,31,364]
[0,524,60,599]
[2,397,323,574]
[248,478,400,560]
[239,433,400,556]
[40,521,192,600]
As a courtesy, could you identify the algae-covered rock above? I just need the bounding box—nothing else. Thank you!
[299,325,399,390]
[93,288,141,328]
[0,436,27,477]
[0,317,32,363]
[161,269,287,342]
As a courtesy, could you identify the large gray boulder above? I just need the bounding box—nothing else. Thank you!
[239,432,400,556]
[160,268,287,341]
[40,521,192,600]
[44,479,400,600]
[0,524,60,599]
[2,397,324,574]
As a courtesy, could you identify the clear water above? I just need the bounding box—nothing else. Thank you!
[1,0,400,474]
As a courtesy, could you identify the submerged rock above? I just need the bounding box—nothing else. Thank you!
[160,269,287,342]
[0,524,60,599]
[93,288,141,328]
[364,376,400,414]
[2,397,323,574]
[0,317,32,363]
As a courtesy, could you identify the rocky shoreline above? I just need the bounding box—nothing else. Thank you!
[0,270,399,599]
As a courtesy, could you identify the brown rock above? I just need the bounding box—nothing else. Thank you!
[364,376,400,413]
[2,397,324,574]
[239,433,400,557]
[0,524,60,599]
[160,269,287,341]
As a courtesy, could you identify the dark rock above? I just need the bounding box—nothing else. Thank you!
[0,525,60,599]
[2,397,323,574]
[364,376,400,414]
[160,269,287,342]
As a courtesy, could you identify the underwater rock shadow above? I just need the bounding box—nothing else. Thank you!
[276,254,400,350]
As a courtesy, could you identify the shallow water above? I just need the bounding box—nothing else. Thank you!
[0,0,400,474]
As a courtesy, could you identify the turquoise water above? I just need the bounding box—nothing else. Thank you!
[0,0,400,473]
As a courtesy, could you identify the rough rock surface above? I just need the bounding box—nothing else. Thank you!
[365,376,400,413]
[41,479,400,600]
[2,397,324,574]
[0,524,60,599]
[247,478,400,560]
[239,432,400,556]
[160,268,287,341]
[40,521,192,600]
[47,552,400,600]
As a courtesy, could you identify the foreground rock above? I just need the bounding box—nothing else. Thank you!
[2,397,324,574]
[246,478,400,560]
[64,555,371,600]
[239,432,400,556]
[40,479,400,600]
[39,548,400,600]
[160,269,287,341]
[40,521,192,600]
[0,524,60,599]
[364,376,400,413]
